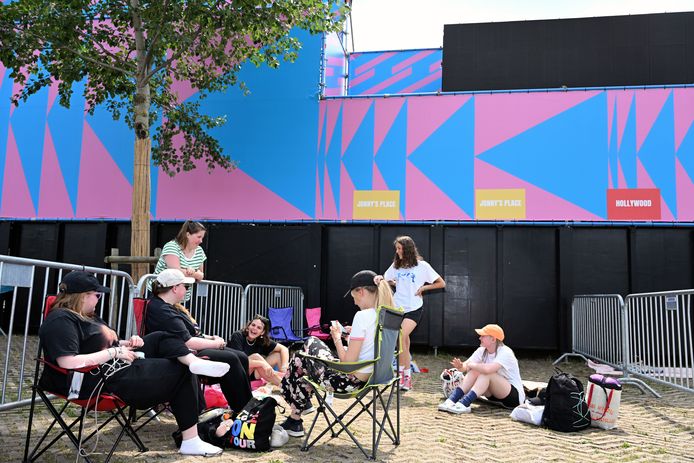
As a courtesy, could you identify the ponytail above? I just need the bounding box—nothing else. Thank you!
[375,280,394,308]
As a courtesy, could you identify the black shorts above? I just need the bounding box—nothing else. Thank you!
[489,385,521,408]
[403,307,423,325]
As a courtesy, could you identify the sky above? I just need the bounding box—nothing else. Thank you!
[350,0,694,52]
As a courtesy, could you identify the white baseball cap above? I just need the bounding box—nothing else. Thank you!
[155,268,195,287]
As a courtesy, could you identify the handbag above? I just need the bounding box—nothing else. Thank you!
[586,374,622,430]
[216,396,278,451]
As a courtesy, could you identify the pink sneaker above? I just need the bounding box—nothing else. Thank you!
[400,374,412,392]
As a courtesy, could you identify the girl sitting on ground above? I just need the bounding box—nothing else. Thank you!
[438,324,525,414]
[227,315,289,386]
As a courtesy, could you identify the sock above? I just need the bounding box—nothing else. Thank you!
[189,359,230,377]
[179,435,222,456]
[404,368,412,378]
[461,390,478,407]
[448,386,464,403]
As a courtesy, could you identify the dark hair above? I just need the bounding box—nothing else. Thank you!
[175,221,207,248]
[243,315,272,348]
[151,280,173,296]
[392,235,421,269]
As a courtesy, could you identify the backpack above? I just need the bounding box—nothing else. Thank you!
[541,369,591,432]
[215,396,278,451]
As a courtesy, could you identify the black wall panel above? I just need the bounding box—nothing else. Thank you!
[3,221,694,349]
[571,228,630,295]
[323,226,376,326]
[500,228,557,349]
[62,223,108,268]
[630,229,693,293]
[442,12,694,92]
[441,227,497,346]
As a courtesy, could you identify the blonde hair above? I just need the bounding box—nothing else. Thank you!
[52,285,90,318]
[358,280,395,309]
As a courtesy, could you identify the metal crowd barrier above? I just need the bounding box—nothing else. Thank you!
[624,290,694,394]
[136,274,246,340]
[243,284,305,335]
[555,295,626,369]
[0,255,135,411]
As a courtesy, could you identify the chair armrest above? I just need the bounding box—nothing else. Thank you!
[38,358,101,375]
[297,351,376,374]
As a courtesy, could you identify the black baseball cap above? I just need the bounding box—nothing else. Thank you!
[344,270,377,297]
[61,271,111,294]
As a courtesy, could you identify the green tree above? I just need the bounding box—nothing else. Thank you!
[0,0,346,279]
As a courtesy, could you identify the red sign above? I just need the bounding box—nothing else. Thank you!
[607,189,661,220]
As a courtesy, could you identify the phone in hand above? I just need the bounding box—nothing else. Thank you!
[331,320,348,335]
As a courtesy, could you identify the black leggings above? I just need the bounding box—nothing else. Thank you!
[196,347,252,414]
[104,331,200,430]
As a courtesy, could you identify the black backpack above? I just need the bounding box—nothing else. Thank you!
[541,369,591,432]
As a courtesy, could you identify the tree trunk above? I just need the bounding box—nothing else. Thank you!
[130,0,151,285]
[131,135,150,284]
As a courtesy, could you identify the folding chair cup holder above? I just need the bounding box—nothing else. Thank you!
[24,296,148,463]
[298,305,404,460]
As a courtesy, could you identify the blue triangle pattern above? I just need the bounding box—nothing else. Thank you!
[342,105,374,190]
[638,93,676,216]
[87,103,134,184]
[0,73,12,207]
[608,99,618,188]
[677,119,694,183]
[47,80,86,213]
[199,30,323,217]
[317,110,326,215]
[478,93,608,217]
[11,85,49,213]
[619,95,637,188]
[325,107,342,214]
[374,101,407,216]
[409,98,475,216]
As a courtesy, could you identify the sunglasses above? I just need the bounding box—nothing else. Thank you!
[178,283,192,290]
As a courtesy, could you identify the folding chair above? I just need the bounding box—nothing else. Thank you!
[305,307,330,342]
[268,306,306,348]
[24,296,147,463]
[299,305,404,460]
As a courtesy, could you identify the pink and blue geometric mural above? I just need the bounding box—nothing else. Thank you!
[348,49,442,96]
[1,33,693,222]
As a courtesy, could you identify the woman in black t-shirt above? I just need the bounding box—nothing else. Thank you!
[39,271,229,457]
[145,269,253,413]
[227,315,289,386]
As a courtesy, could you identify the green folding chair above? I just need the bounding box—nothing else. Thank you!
[298,305,404,460]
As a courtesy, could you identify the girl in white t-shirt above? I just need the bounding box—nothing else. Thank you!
[380,236,445,391]
[279,270,394,438]
[438,324,525,414]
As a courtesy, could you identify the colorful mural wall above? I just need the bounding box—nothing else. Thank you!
[317,89,694,221]
[0,31,693,222]
[348,49,442,96]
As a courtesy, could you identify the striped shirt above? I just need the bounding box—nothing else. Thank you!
[150,240,207,300]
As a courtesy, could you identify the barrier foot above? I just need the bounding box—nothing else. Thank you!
[552,353,589,365]
[619,377,661,398]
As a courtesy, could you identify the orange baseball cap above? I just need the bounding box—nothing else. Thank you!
[475,324,505,342]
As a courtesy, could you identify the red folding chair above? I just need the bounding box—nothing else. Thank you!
[24,296,147,463]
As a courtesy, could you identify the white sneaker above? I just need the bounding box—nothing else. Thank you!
[179,436,223,456]
[437,399,471,414]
